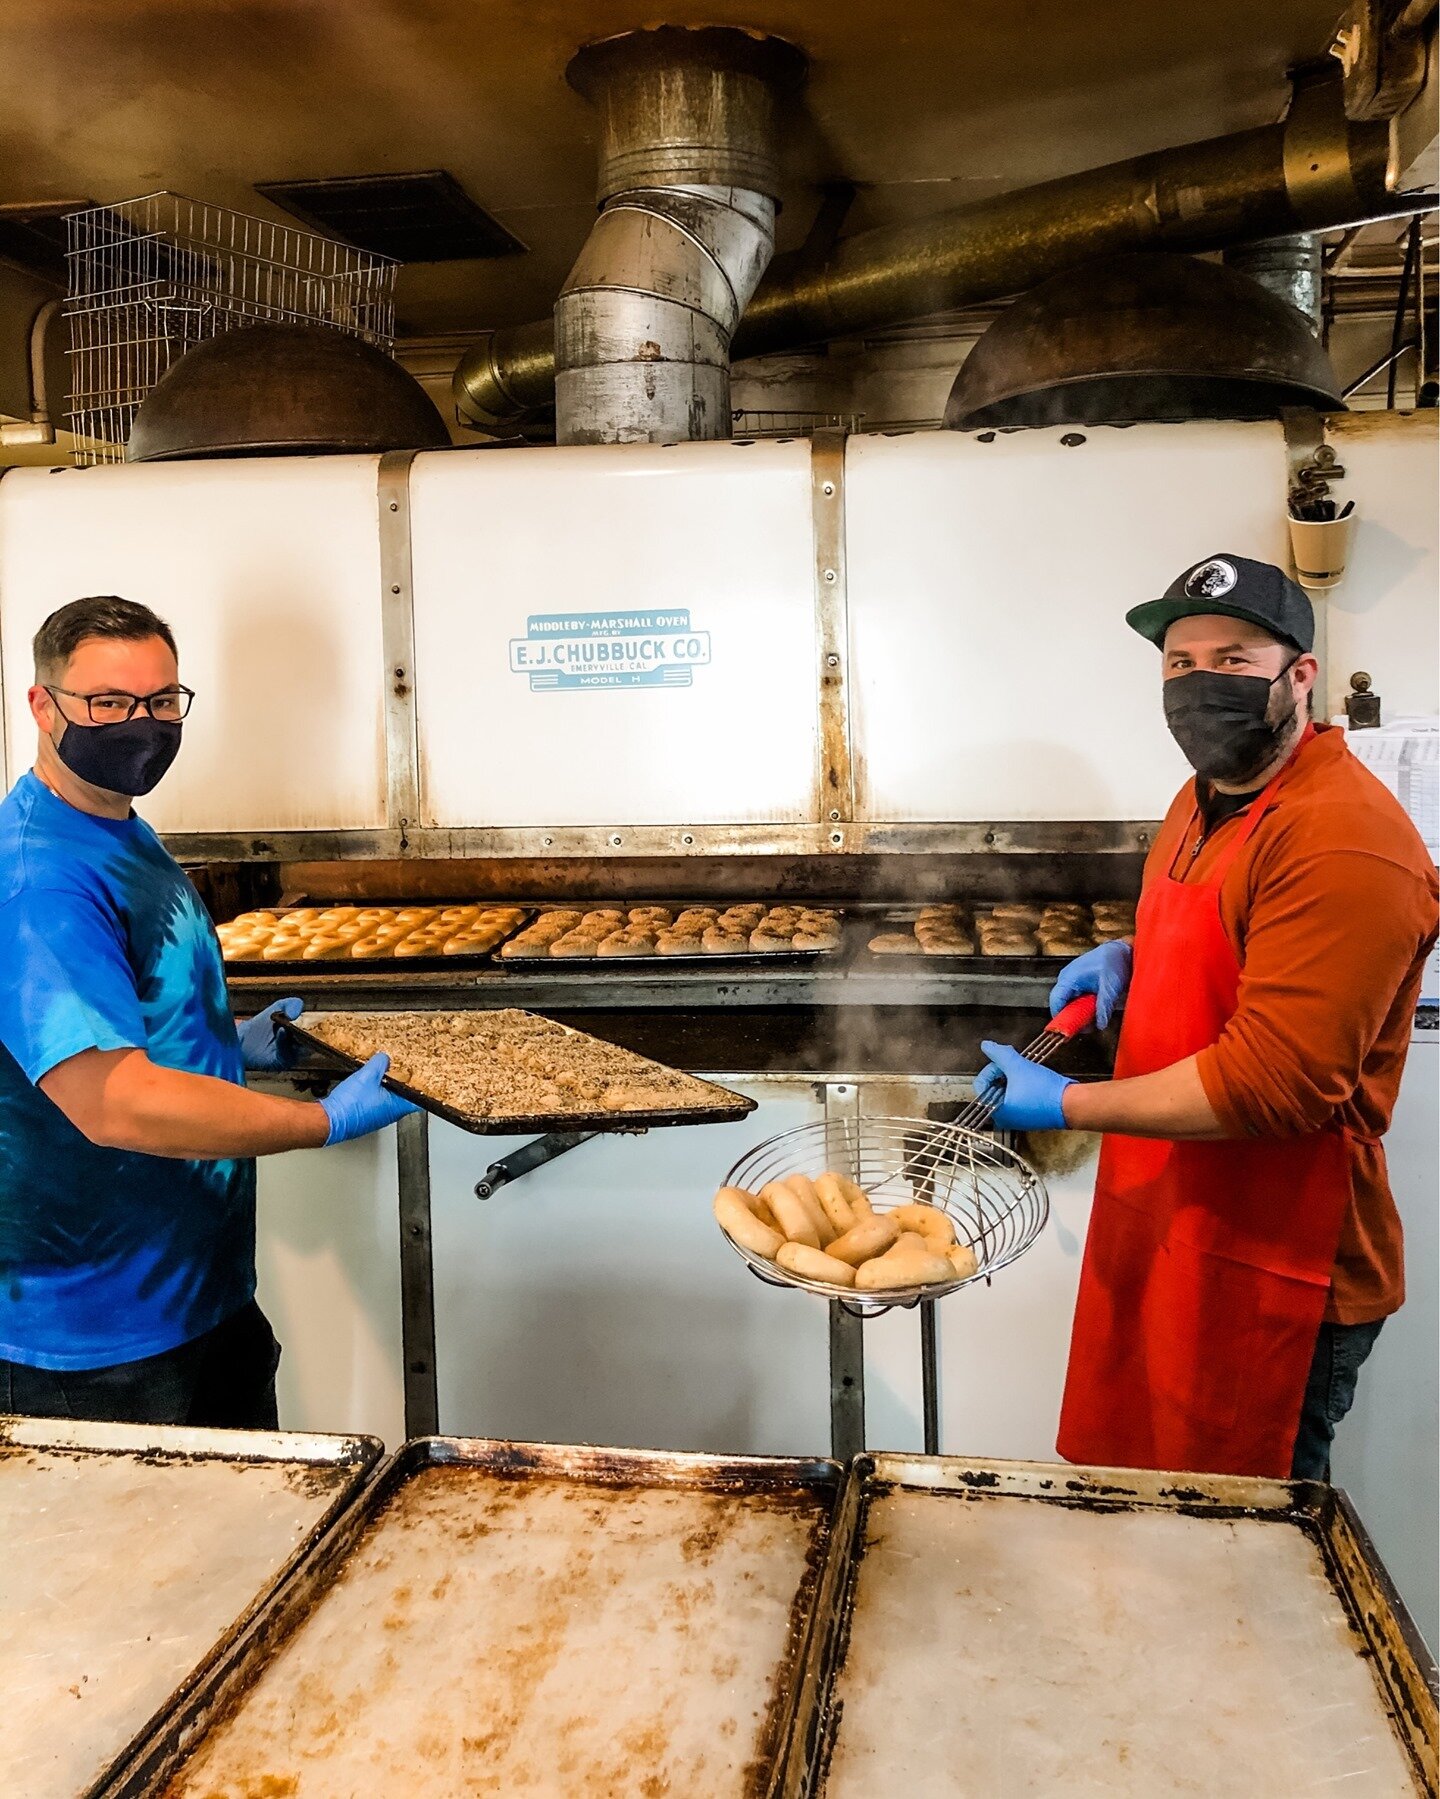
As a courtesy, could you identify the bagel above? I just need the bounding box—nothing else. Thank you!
[776,1241,857,1288]
[826,1171,872,1216]
[855,1241,956,1291]
[891,1203,958,1250]
[947,1242,980,1281]
[781,1175,837,1246]
[714,1189,783,1260]
[825,1213,901,1267]
[760,1182,821,1250]
[813,1172,858,1236]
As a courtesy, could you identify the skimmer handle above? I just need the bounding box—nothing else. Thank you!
[1045,993,1098,1042]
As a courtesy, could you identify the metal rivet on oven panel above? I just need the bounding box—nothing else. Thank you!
[829,809,841,821]
[823,568,837,583]
[682,833,695,846]
[609,834,622,847]
[822,481,835,496]
[390,583,401,594]
[542,837,554,847]
[826,653,839,668]
[984,830,997,845]
[389,501,399,512]
[830,830,844,845]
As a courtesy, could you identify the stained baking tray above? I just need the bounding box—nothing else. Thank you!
[801,1454,1437,1798]
[109,1437,845,1799]
[0,1414,380,1799]
[222,907,535,978]
[281,1013,758,1134]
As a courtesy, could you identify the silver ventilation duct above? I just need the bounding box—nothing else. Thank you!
[1223,235,1325,332]
[553,27,805,446]
[454,70,1398,436]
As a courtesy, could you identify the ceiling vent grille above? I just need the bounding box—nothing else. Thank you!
[254,170,525,263]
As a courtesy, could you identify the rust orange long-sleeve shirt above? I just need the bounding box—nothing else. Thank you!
[1142,723,1438,1324]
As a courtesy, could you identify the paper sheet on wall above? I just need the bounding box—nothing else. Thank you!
[1340,716,1440,1001]
[1340,716,1439,852]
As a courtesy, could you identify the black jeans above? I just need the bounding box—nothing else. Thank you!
[0,1300,281,1431]
[1291,1318,1384,1482]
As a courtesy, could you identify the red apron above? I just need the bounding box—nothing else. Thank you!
[1056,744,1354,1478]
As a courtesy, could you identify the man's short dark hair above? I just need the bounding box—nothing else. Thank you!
[33,596,177,682]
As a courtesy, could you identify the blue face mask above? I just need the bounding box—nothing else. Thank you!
[54,714,182,796]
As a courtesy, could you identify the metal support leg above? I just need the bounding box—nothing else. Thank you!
[823,1078,866,1462]
[920,1299,941,1456]
[396,1110,439,1438]
[829,1302,866,1464]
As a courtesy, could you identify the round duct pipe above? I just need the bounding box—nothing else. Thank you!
[127,323,451,461]
[942,252,1344,430]
[1223,234,1325,332]
[552,26,805,446]
[453,73,1393,434]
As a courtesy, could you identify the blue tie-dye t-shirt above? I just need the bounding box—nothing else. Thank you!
[0,772,254,1369]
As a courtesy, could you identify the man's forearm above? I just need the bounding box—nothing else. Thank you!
[42,1049,330,1157]
[1061,1053,1231,1140]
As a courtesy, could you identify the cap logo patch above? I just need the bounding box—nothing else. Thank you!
[1184,558,1238,599]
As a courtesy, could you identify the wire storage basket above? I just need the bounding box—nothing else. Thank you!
[721,1117,1049,1317]
[64,192,398,463]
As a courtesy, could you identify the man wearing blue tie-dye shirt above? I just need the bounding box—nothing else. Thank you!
[0,596,416,1427]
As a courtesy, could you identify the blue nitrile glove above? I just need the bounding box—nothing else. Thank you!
[976,1042,1074,1132]
[1049,939,1132,1031]
[237,997,305,1072]
[319,1053,420,1145]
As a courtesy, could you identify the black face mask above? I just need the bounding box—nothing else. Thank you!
[53,715,183,797]
[1163,665,1297,786]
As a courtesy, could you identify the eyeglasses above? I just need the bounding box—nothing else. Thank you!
[45,684,195,724]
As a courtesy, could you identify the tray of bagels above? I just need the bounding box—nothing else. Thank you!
[867,897,1136,965]
[216,904,531,970]
[499,901,845,963]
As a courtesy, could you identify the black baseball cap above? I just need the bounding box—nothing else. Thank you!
[1126,552,1314,653]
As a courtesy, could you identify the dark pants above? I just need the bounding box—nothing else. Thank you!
[0,1300,281,1431]
[1291,1318,1384,1482]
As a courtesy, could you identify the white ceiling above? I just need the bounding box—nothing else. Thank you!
[0,0,1359,335]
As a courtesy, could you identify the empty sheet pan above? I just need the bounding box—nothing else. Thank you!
[0,1414,379,1799]
[809,1455,1436,1799]
[121,1438,843,1798]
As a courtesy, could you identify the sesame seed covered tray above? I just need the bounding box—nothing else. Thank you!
[282,1009,757,1134]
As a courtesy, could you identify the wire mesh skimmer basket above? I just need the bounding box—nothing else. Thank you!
[718,994,1096,1317]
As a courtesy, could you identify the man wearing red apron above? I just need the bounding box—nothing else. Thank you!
[976,553,1438,1481]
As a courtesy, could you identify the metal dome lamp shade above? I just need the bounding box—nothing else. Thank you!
[944,251,1344,430]
[126,322,451,460]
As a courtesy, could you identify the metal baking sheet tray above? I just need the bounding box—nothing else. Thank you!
[499,944,839,968]
[114,1438,844,1799]
[0,1414,380,1799]
[866,943,1071,975]
[281,1012,758,1135]
[223,907,534,978]
[499,912,848,970]
[805,1454,1436,1798]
